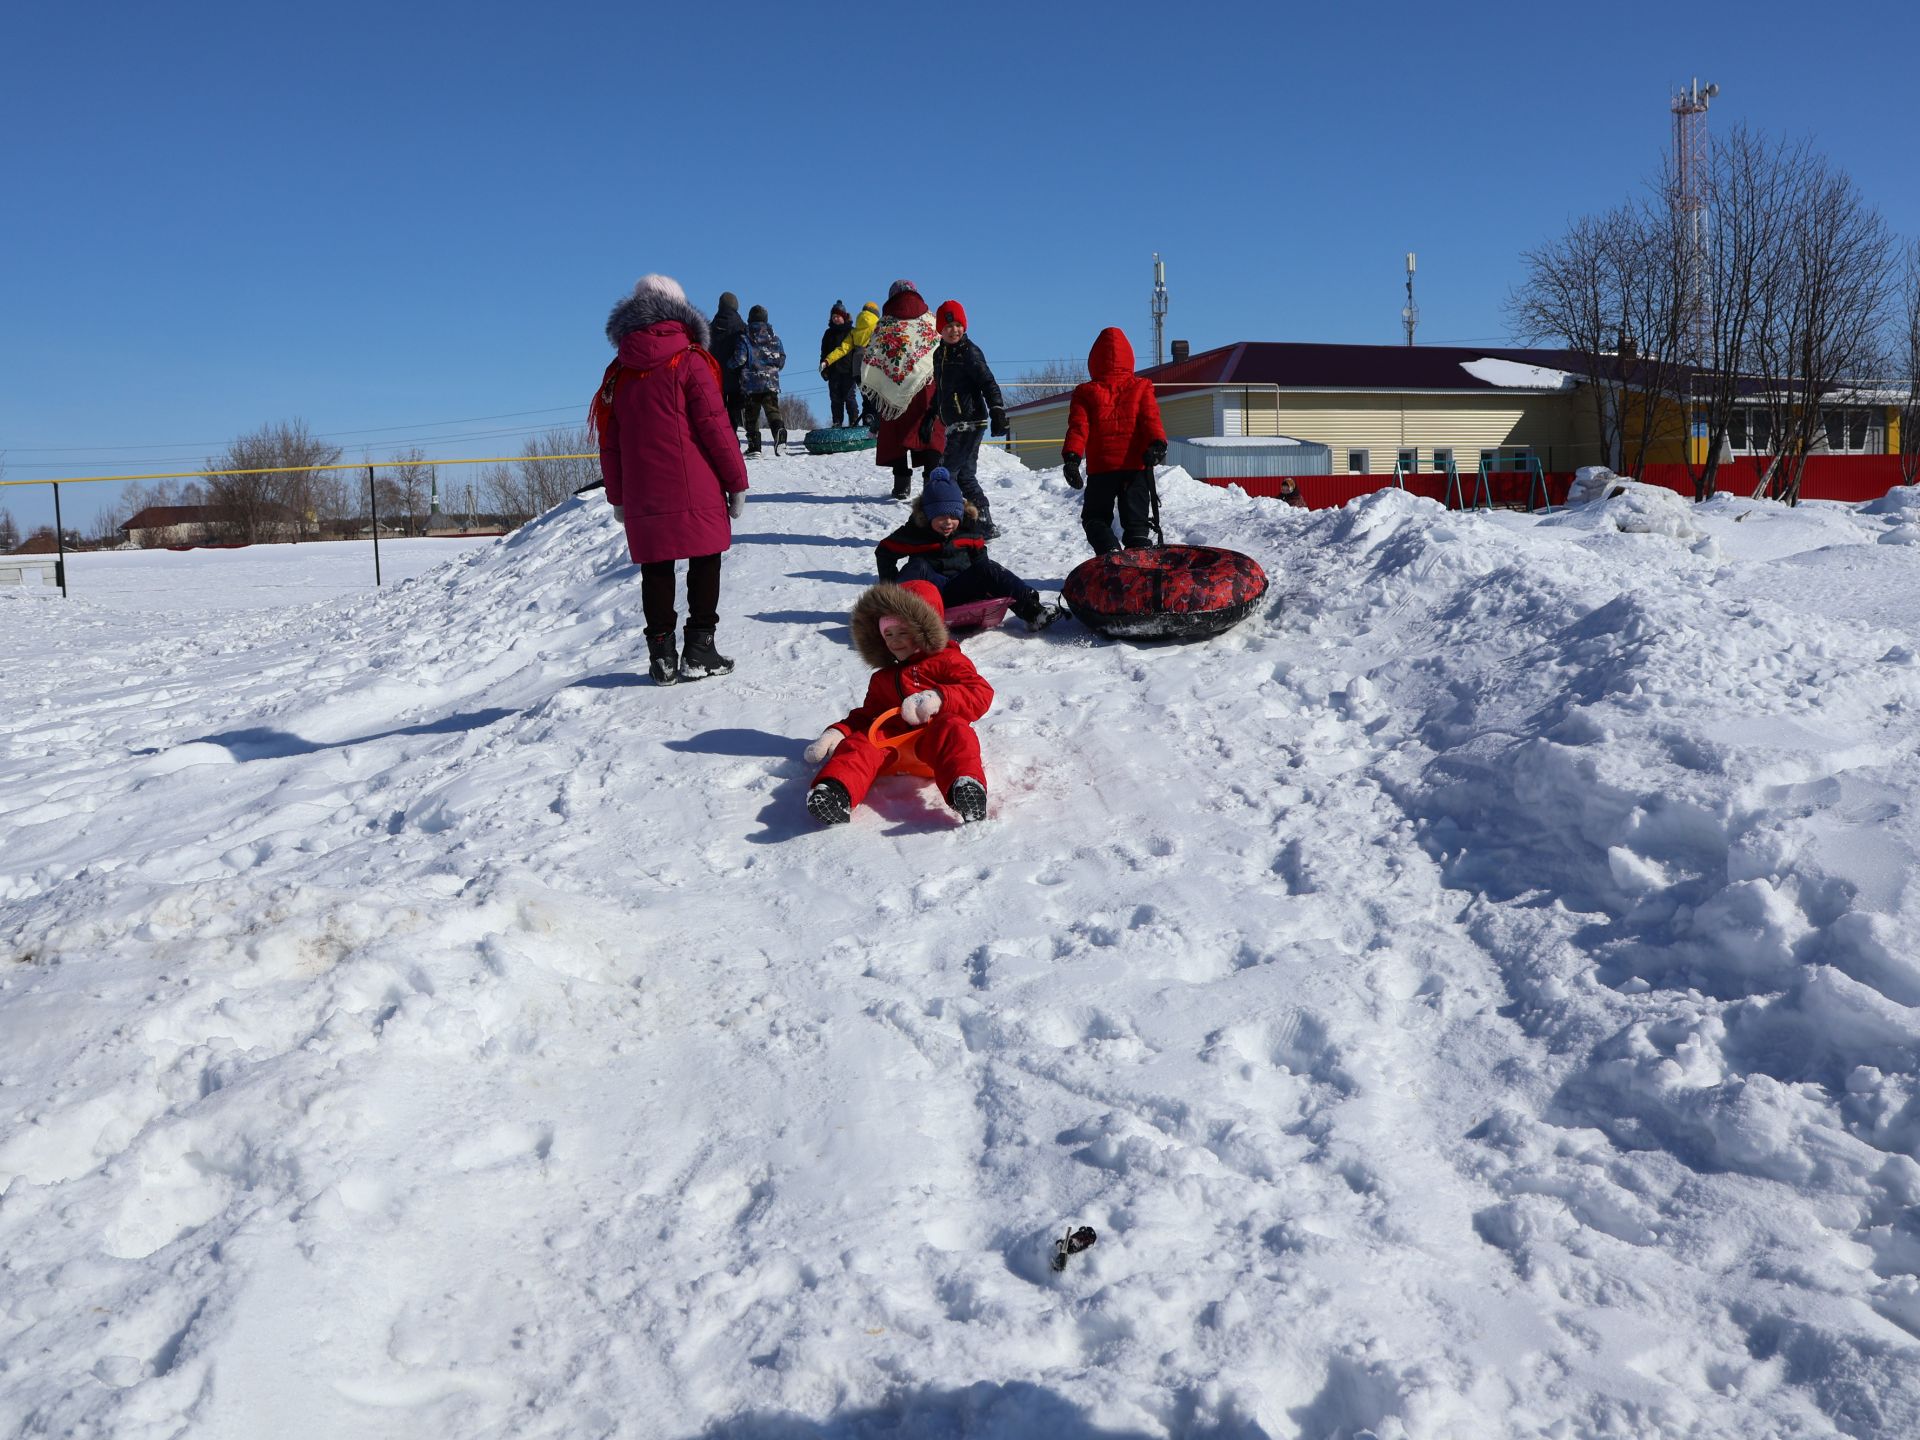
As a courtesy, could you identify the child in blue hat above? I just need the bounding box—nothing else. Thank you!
[874,469,1060,630]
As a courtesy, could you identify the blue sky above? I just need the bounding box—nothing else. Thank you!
[4,0,1917,534]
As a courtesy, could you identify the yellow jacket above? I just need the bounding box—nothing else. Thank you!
[821,302,879,372]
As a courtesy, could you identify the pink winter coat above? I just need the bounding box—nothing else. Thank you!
[597,293,748,565]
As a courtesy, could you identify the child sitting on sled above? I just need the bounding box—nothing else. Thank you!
[803,579,994,826]
[874,469,1060,632]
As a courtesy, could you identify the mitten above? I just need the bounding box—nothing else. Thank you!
[818,361,828,376]
[989,412,1008,438]
[917,414,934,446]
[611,504,626,522]
[900,690,942,727]
[804,730,843,765]
[1144,440,1168,467]
[1063,453,1084,490]
[728,491,746,520]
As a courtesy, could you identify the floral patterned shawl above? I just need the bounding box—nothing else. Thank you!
[860,313,939,420]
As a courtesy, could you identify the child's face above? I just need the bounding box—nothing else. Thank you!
[879,615,918,661]
[930,514,960,538]
[940,321,965,345]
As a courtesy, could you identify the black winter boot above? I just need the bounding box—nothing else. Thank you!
[948,776,988,823]
[807,778,852,826]
[1015,597,1061,633]
[646,633,679,686]
[679,626,734,679]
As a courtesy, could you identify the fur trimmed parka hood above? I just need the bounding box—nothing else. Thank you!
[606,287,711,350]
[850,580,948,669]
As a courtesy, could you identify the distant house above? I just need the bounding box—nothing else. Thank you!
[119,504,297,547]
[1008,340,1607,477]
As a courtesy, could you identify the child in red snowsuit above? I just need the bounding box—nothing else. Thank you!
[803,579,994,825]
[1063,326,1168,554]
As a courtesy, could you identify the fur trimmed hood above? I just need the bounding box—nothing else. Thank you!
[850,581,948,669]
[607,287,711,349]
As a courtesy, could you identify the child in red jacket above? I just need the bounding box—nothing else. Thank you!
[1062,326,1168,554]
[803,579,994,825]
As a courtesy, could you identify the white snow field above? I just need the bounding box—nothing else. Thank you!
[3,446,1918,1439]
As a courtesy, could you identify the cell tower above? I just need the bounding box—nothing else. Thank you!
[1402,253,1418,346]
[1150,253,1168,367]
[1672,76,1719,362]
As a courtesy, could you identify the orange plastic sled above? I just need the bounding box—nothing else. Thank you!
[866,707,935,778]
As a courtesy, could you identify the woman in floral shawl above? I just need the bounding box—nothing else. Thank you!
[861,280,945,500]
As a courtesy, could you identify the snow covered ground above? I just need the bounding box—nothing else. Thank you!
[3,447,1918,1439]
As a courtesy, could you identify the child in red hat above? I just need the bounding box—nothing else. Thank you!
[803,579,995,825]
[923,299,1009,535]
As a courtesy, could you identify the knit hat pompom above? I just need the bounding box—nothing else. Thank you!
[922,470,965,521]
[887,279,918,299]
[633,274,687,304]
[936,300,967,331]
[748,304,768,323]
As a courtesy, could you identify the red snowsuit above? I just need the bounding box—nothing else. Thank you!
[1064,327,1166,473]
[815,580,993,807]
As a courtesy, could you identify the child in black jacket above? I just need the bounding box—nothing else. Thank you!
[875,470,1057,631]
[919,299,1008,536]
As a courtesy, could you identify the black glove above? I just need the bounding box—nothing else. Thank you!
[1143,440,1168,467]
[989,413,1008,438]
[917,415,934,446]
[1063,453,1084,490]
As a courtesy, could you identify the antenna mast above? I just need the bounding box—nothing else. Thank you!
[1671,76,1718,362]
[1150,253,1168,367]
[1402,253,1418,346]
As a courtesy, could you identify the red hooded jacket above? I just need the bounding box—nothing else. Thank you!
[1063,328,1166,473]
[829,580,994,741]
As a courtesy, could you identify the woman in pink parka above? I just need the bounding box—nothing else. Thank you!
[592,274,750,685]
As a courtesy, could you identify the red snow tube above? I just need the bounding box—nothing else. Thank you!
[1063,545,1268,642]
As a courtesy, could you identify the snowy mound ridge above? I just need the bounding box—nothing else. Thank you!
[4,448,1919,1437]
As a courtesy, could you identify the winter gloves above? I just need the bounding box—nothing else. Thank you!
[900,690,942,727]
[728,491,746,520]
[990,412,1008,438]
[611,504,625,522]
[1144,440,1168,467]
[1063,453,1084,489]
[804,730,843,765]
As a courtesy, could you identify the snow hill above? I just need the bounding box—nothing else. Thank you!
[4,446,1919,1439]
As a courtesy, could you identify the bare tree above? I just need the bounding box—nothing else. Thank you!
[1510,197,1692,478]
[515,426,598,517]
[1898,237,1920,488]
[1745,154,1894,504]
[383,447,434,535]
[1005,359,1087,408]
[0,507,19,553]
[205,420,343,542]
[778,393,819,433]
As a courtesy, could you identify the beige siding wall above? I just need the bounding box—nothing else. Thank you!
[1007,391,1219,468]
[1225,391,1602,472]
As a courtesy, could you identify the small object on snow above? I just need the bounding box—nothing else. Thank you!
[1050,1225,1098,1271]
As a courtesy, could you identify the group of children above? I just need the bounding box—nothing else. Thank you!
[801,310,1170,829]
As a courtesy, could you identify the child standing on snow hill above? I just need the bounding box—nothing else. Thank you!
[875,469,1059,632]
[733,305,787,456]
[1063,327,1168,554]
[818,301,865,427]
[862,281,944,499]
[922,299,1009,537]
[802,579,994,826]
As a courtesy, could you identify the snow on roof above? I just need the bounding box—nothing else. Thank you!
[1460,356,1576,391]
[1179,434,1314,448]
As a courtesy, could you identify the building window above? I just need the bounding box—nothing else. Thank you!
[1347,449,1370,474]
[1431,448,1454,474]
[1397,448,1418,474]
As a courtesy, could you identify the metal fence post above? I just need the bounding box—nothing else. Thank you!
[367,465,382,586]
[52,481,68,598]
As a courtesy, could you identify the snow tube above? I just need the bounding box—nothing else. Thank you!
[1062,545,1268,642]
[803,425,877,455]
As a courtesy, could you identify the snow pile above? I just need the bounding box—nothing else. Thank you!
[3,446,1918,1438]
[1460,357,1577,391]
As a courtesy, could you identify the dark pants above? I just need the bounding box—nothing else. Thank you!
[901,556,1037,613]
[723,383,744,434]
[742,393,784,452]
[890,452,939,496]
[640,553,721,638]
[1082,469,1154,554]
[828,374,861,427]
[940,427,991,523]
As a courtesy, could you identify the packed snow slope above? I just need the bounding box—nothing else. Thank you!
[4,447,1919,1439]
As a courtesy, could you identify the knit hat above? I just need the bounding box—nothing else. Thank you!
[887,279,918,300]
[718,291,739,311]
[831,299,849,320]
[936,300,967,331]
[922,469,965,521]
[633,274,687,303]
[748,304,768,323]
